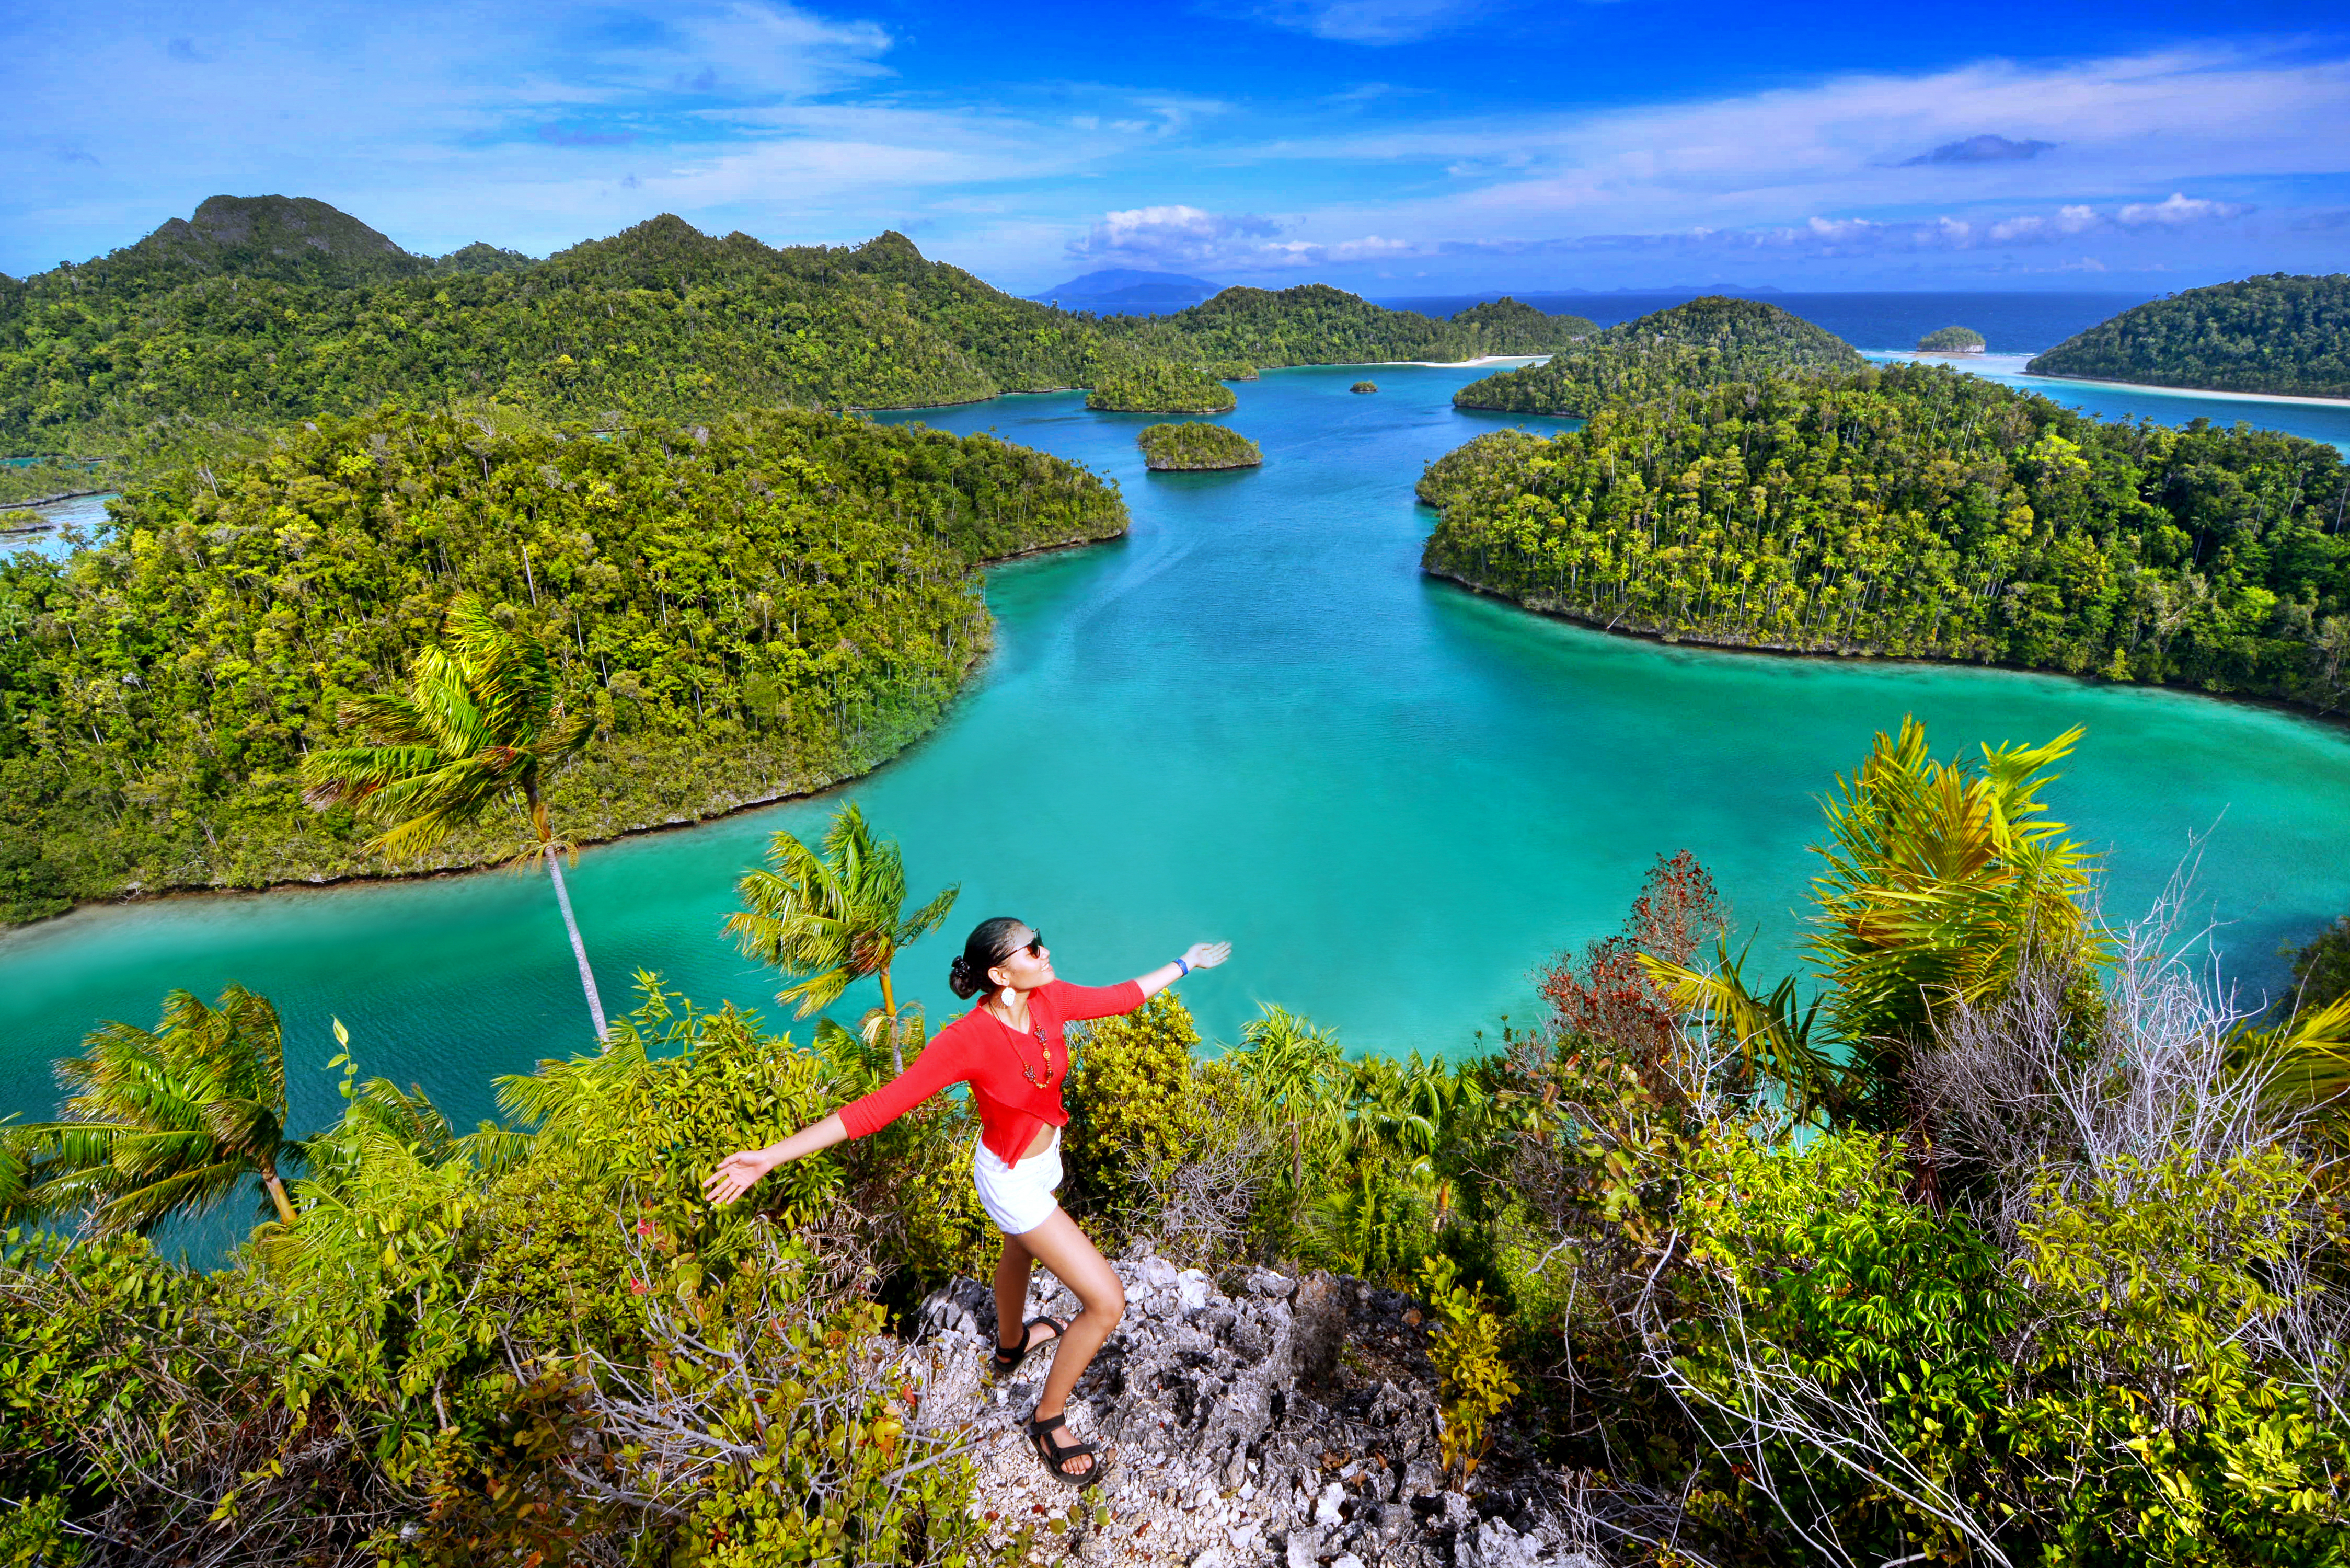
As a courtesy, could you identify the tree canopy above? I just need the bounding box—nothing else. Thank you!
[1917,325,1986,352]
[1421,362,2350,712]
[1085,361,1238,413]
[0,199,1592,491]
[1452,296,1866,414]
[0,405,1125,920]
[2027,274,2350,399]
[1137,422,1263,470]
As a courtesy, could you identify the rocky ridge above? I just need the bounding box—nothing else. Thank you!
[912,1257,1604,1567]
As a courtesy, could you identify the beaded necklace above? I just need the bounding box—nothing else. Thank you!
[987,998,1056,1088]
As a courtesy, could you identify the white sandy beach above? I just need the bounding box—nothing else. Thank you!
[1867,350,2350,409]
[1370,353,1553,368]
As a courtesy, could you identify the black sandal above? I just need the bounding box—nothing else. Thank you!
[990,1315,1065,1378]
[1026,1410,1109,1489]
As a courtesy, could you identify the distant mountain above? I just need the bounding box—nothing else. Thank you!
[2026,274,2350,400]
[1031,269,1222,315]
[98,194,431,290]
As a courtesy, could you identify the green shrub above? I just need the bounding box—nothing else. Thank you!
[1420,1253,1519,1479]
[2007,1146,2350,1565]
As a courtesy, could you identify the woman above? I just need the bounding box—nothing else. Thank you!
[704,917,1230,1487]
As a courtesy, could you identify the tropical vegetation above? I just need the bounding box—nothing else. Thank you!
[1084,360,1238,414]
[6,720,2348,1566]
[1350,381,1378,394]
[0,196,1589,497]
[300,592,612,1039]
[1452,296,1865,414]
[1136,421,1262,470]
[2029,273,2350,399]
[1917,324,1985,352]
[724,802,960,1073]
[0,403,1126,923]
[1420,361,2350,714]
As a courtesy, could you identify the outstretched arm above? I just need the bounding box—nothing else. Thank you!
[1136,940,1232,1001]
[702,1112,849,1206]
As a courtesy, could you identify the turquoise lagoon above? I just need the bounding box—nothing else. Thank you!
[5,363,2347,1170]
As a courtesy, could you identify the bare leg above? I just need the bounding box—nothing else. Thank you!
[994,1228,1038,1352]
[1012,1208,1126,1475]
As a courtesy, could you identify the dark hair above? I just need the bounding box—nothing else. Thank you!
[948,916,1032,1000]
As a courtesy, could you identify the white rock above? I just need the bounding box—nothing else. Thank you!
[1189,1551,1228,1568]
[1314,1481,1347,1526]
[1177,1268,1212,1310]
[1142,1256,1179,1289]
[1333,1557,1368,1568]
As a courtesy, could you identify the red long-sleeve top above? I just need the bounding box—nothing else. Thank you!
[837,979,1146,1163]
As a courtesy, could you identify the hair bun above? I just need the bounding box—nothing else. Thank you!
[948,955,974,997]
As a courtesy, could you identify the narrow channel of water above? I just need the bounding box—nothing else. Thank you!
[5,363,2347,1179]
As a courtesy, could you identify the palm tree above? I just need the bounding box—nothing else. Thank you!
[1231,1005,1350,1196]
[9,985,302,1231]
[301,592,606,1039]
[1642,719,2098,1129]
[724,802,958,1074]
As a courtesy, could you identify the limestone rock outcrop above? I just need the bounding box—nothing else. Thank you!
[911,1256,1603,1566]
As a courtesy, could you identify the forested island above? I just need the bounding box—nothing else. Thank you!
[1916,325,1985,353]
[0,408,1126,921]
[0,195,1588,499]
[1450,296,1864,414]
[2028,273,2350,399]
[1137,421,1262,469]
[1085,361,1238,414]
[1421,362,2350,712]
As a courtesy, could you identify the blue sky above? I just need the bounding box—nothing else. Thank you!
[3,0,2346,294]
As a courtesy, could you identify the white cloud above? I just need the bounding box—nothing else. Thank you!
[1243,0,1496,45]
[1237,43,2349,241]
[1066,205,1432,272]
[2117,192,2252,226]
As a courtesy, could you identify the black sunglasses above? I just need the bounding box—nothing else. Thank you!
[1007,930,1044,959]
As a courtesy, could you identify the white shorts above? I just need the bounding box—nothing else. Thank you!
[973,1128,1063,1236]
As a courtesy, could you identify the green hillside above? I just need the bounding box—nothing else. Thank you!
[1453,296,1866,414]
[0,199,1594,491]
[0,406,1125,917]
[2026,274,2350,399]
[1087,361,1238,413]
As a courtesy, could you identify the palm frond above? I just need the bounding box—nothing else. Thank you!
[300,744,446,809]
[2233,995,2350,1116]
[1638,940,1840,1119]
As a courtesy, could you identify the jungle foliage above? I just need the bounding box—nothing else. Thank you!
[0,403,1126,919]
[0,200,1587,489]
[2029,274,2350,399]
[1451,296,1867,415]
[1136,421,1262,470]
[6,717,2350,1564]
[1082,360,1238,414]
[1420,362,2350,713]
